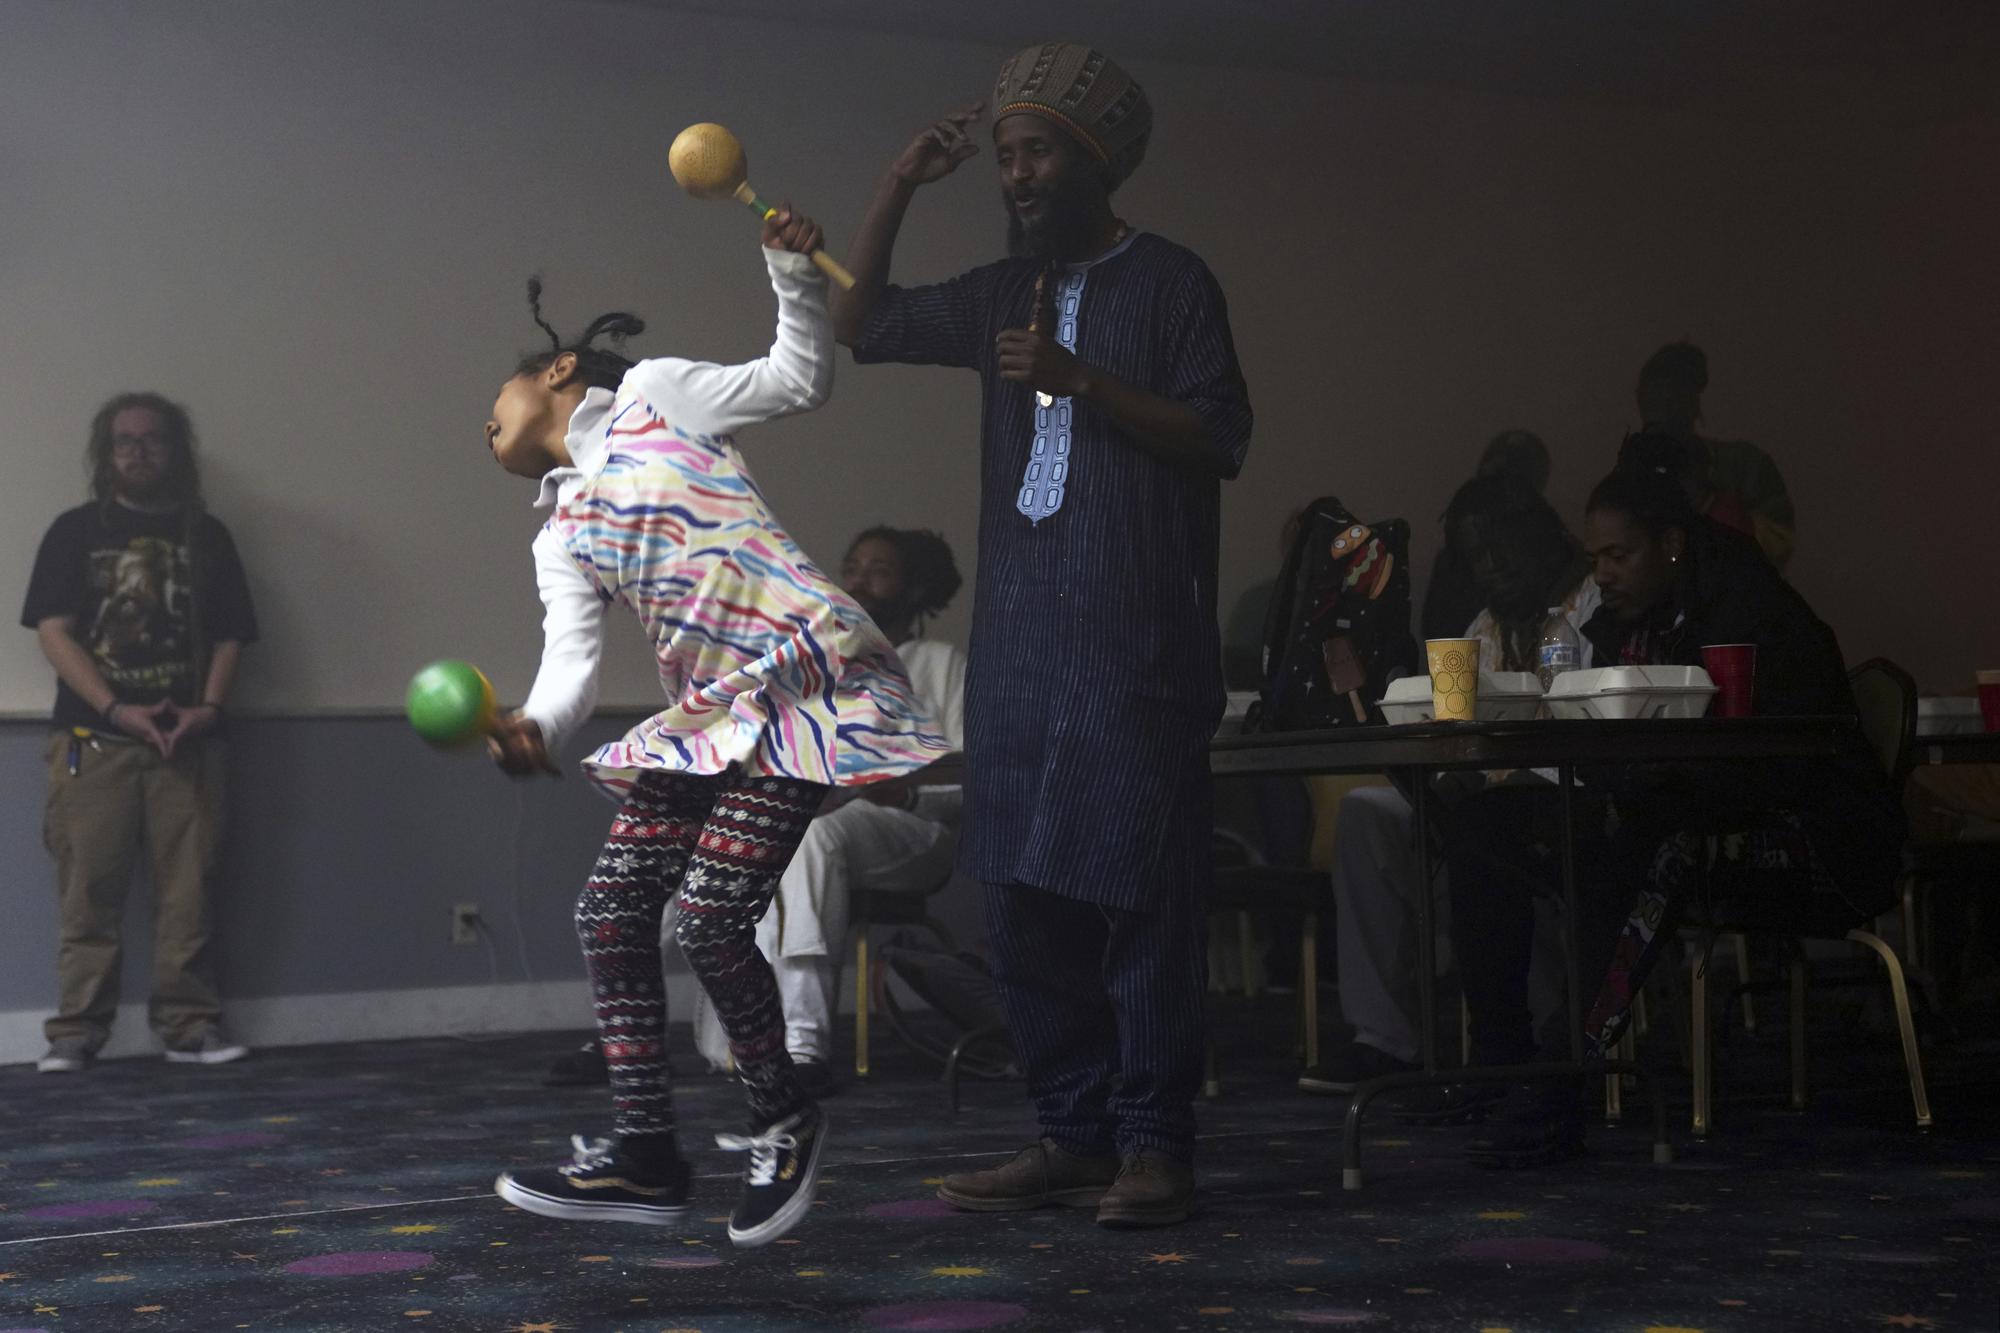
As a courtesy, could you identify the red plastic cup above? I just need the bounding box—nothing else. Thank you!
[1701,644,1757,718]
[1979,670,2000,732]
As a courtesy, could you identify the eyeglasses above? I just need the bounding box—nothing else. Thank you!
[110,433,171,455]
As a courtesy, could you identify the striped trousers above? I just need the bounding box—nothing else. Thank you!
[577,769,826,1142]
[983,879,1209,1160]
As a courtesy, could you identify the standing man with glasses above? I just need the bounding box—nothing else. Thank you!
[833,44,1252,1226]
[21,392,258,1072]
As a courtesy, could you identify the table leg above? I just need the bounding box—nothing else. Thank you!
[1410,768,1439,1074]
[1559,762,1584,1063]
[1331,759,1679,1190]
[1342,764,1438,1191]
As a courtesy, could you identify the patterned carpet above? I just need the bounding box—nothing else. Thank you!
[1,1000,1994,1332]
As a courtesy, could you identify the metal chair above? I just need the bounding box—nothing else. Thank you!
[848,877,956,1078]
[1680,658,1931,1135]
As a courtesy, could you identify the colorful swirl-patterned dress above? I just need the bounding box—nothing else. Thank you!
[519,248,948,800]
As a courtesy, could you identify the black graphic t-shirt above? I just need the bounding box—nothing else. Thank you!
[20,502,258,730]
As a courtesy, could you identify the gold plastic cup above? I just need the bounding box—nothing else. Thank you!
[1425,638,1480,722]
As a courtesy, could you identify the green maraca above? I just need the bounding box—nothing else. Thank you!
[406,660,498,747]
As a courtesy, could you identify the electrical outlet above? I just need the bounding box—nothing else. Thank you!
[451,903,481,946]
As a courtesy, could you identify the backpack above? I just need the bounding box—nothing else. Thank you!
[1248,496,1419,732]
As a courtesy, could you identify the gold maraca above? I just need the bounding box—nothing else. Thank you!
[668,122,855,290]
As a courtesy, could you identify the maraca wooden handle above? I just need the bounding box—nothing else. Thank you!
[734,182,856,290]
[810,249,856,290]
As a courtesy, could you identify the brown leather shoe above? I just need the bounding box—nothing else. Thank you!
[1095,1147,1195,1228]
[937,1138,1119,1212]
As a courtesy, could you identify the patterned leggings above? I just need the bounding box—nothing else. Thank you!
[1581,818,1822,1057]
[578,768,827,1141]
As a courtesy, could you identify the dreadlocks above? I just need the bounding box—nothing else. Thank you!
[1444,472,1586,673]
[514,278,646,391]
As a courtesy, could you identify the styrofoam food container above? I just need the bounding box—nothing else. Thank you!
[1379,675,1433,725]
[1916,696,1981,738]
[1479,671,1545,722]
[1380,671,1544,724]
[1544,666,1717,720]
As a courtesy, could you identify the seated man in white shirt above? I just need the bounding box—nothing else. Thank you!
[1301,473,1599,1096]
[692,526,967,1097]
[543,527,968,1093]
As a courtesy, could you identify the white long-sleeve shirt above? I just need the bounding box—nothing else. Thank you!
[519,247,833,756]
[898,636,968,827]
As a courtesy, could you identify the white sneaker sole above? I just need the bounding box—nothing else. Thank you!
[165,1044,249,1065]
[36,1057,88,1074]
[727,1111,828,1249]
[493,1174,690,1227]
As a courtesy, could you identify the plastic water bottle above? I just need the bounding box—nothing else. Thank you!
[1536,607,1581,691]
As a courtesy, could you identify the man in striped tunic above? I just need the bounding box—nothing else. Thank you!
[835,43,1252,1227]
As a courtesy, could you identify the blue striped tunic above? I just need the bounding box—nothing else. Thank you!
[854,232,1253,909]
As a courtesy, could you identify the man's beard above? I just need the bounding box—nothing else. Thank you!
[113,466,172,507]
[851,590,912,636]
[1005,180,1099,262]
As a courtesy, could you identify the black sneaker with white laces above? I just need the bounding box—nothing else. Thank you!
[716,1106,827,1247]
[494,1135,690,1226]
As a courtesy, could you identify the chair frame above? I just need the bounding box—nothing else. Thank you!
[1681,657,1932,1135]
[1206,826,1326,1095]
[847,886,955,1078]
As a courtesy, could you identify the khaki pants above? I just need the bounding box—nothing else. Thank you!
[41,732,227,1051]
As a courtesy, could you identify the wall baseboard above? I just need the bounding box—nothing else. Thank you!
[0,976,709,1067]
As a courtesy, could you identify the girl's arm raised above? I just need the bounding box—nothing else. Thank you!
[517,526,605,762]
[624,242,834,438]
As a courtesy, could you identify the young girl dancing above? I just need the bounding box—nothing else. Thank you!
[483,207,946,1247]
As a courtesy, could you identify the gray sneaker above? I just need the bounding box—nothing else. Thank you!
[164,1028,249,1065]
[37,1037,94,1074]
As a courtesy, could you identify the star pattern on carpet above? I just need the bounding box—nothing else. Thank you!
[0,1023,1992,1331]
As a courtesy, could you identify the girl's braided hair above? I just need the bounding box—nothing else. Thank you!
[514,278,644,391]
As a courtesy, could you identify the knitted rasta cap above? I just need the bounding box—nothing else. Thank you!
[993,42,1152,190]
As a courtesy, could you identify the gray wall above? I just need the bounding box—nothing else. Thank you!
[2,2,1995,1024]
[0,716,985,1017]
[4,0,1997,716]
